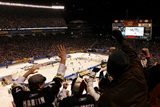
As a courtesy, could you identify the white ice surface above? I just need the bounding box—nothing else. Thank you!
[0,53,108,107]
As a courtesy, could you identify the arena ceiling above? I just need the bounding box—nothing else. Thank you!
[0,0,159,26]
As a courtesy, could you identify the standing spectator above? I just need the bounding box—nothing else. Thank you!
[97,30,148,107]
[58,76,96,107]
[11,45,67,107]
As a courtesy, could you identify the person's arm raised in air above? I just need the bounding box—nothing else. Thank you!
[85,78,100,101]
[142,48,152,68]
[112,30,145,79]
[14,45,67,87]
[15,66,39,84]
[54,45,67,80]
[43,45,67,100]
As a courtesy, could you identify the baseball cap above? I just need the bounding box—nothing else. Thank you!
[28,74,46,91]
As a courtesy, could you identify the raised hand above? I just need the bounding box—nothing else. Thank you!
[29,65,40,74]
[23,65,39,78]
[57,45,67,64]
[142,48,150,56]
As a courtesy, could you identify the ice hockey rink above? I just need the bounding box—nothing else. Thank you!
[0,52,108,107]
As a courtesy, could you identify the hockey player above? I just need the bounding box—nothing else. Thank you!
[11,45,67,107]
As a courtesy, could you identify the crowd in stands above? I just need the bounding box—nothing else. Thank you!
[0,34,96,64]
[0,33,160,65]
[0,5,66,30]
[92,37,160,64]
[0,30,160,107]
[1,30,158,107]
[1,3,160,107]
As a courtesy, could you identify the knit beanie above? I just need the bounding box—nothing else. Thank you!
[107,49,130,77]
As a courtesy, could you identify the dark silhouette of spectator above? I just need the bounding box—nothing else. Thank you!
[97,30,148,107]
[147,63,160,93]
[147,63,160,107]
[11,45,67,107]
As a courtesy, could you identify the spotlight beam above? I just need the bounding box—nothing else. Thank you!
[0,1,64,9]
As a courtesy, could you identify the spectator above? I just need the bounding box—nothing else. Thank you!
[11,45,67,107]
[97,30,148,107]
[56,82,70,106]
[85,74,110,101]
[148,63,160,107]
[109,46,116,55]
[140,48,153,81]
[147,63,160,94]
[141,48,152,67]
[57,82,70,100]
[58,76,96,107]
[85,77,100,101]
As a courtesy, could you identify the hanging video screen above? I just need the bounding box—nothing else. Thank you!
[112,20,152,40]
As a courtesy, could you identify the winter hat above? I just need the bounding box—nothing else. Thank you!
[28,74,46,91]
[71,77,87,95]
[107,49,130,77]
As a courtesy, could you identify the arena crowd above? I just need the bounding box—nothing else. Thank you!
[0,30,160,107]
[0,4,160,107]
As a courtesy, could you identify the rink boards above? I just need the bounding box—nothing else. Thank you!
[0,52,108,84]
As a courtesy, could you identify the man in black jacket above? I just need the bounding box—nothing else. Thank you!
[11,45,67,107]
[97,30,148,107]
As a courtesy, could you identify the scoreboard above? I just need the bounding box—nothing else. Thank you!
[112,19,152,40]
